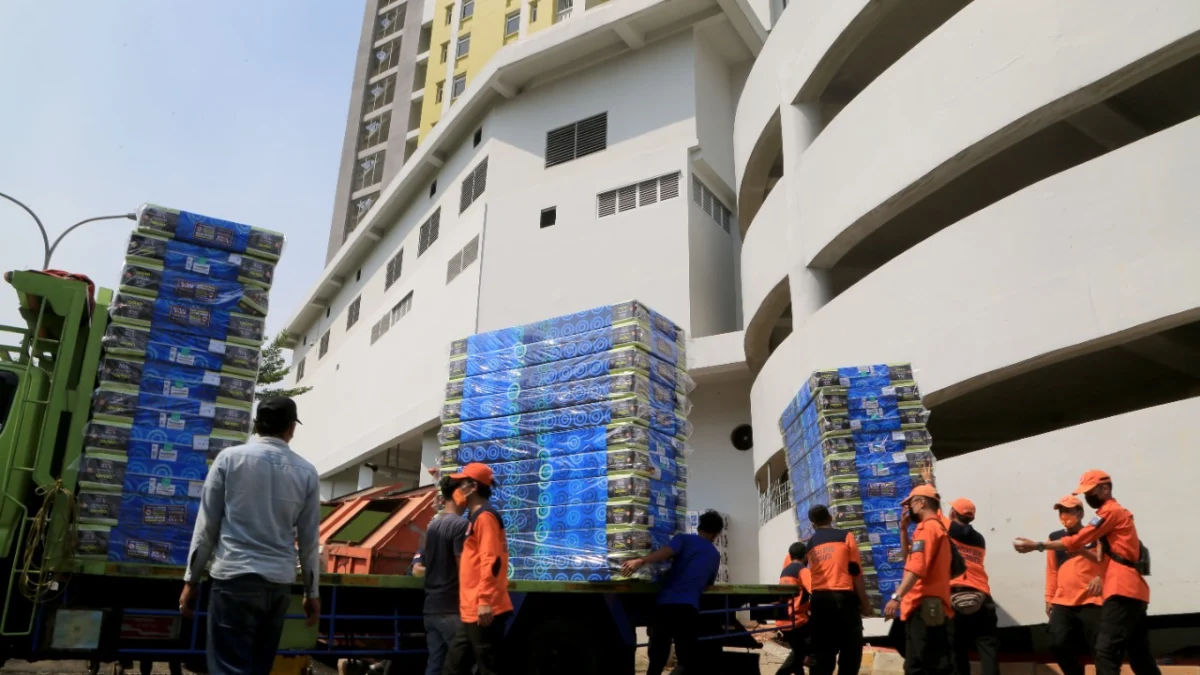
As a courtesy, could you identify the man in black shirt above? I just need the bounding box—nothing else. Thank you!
[415,476,470,675]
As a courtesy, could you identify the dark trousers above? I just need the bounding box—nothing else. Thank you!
[425,613,464,675]
[777,624,812,675]
[951,599,1000,675]
[1095,596,1160,675]
[905,607,954,675]
[207,575,292,675]
[647,603,702,675]
[1048,604,1101,675]
[890,617,908,658]
[809,591,863,675]
[443,613,509,675]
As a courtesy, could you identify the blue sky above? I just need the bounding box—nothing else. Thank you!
[0,2,363,340]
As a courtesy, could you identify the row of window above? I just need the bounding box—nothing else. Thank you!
[370,291,415,345]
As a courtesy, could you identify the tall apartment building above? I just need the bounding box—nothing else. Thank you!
[326,0,623,261]
[291,0,1200,640]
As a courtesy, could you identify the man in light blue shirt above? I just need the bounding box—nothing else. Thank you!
[179,397,322,675]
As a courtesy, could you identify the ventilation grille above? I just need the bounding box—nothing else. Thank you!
[346,297,361,330]
[545,113,608,168]
[318,331,330,358]
[418,208,441,256]
[296,357,306,382]
[596,172,681,218]
[460,157,488,213]
[447,235,482,284]
[692,175,735,233]
[385,249,404,290]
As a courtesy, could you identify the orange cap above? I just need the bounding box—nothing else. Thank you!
[951,498,976,518]
[1071,469,1111,496]
[1054,495,1082,510]
[901,484,940,506]
[450,462,495,487]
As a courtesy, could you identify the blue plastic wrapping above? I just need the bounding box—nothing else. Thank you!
[440,423,687,466]
[78,453,128,491]
[85,418,245,454]
[102,323,261,377]
[123,472,206,500]
[499,501,682,535]
[438,397,691,445]
[78,491,124,525]
[442,372,690,422]
[449,300,683,358]
[125,440,212,470]
[778,364,916,434]
[444,448,679,487]
[118,493,202,529]
[91,388,252,436]
[506,527,673,581]
[127,232,276,287]
[448,321,683,379]
[107,525,193,566]
[97,355,255,408]
[491,474,684,510]
[120,263,269,318]
[110,293,265,346]
[446,346,694,401]
[136,203,285,261]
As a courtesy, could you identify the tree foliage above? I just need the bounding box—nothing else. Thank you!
[255,331,313,400]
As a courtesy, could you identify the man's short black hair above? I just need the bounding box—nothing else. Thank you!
[697,510,725,535]
[788,541,808,561]
[254,396,300,438]
[808,505,832,526]
[438,475,461,501]
[473,480,493,499]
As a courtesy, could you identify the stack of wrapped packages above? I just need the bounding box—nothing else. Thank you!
[75,203,285,568]
[438,301,693,582]
[779,364,935,612]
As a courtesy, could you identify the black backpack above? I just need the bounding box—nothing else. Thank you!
[931,520,968,578]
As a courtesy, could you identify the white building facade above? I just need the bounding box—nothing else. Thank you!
[286,0,1200,636]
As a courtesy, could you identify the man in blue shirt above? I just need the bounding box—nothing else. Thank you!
[621,510,724,675]
[180,397,322,675]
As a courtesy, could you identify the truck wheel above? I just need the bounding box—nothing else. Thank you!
[169,662,183,675]
[529,617,605,675]
[140,661,154,675]
[87,660,101,675]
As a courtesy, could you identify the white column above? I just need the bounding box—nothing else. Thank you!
[780,102,832,322]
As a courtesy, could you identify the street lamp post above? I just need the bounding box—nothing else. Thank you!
[0,192,135,269]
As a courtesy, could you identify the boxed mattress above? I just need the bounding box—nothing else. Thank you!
[136,203,285,261]
[127,232,276,288]
[442,371,690,422]
[103,323,261,376]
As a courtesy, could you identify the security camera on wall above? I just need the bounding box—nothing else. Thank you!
[730,424,753,451]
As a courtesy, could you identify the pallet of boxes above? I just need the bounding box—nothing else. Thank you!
[779,364,935,612]
[438,301,693,582]
[74,204,285,568]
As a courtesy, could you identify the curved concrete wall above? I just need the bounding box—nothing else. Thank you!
[739,185,792,331]
[796,0,1200,267]
[752,115,1200,459]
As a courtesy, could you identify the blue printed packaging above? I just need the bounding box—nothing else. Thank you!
[443,423,685,465]
[136,203,285,261]
[118,493,201,529]
[108,525,193,567]
[110,293,265,346]
[127,232,276,288]
[120,263,269,318]
[103,323,261,376]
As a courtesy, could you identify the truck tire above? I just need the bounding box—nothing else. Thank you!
[140,660,154,675]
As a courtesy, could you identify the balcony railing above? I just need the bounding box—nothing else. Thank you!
[758,479,794,526]
[555,7,573,22]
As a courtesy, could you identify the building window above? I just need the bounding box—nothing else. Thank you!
[373,44,401,76]
[447,235,481,284]
[377,6,403,39]
[544,112,607,168]
[451,73,466,99]
[296,357,306,382]
[392,292,414,323]
[435,80,445,103]
[364,75,396,115]
[692,175,734,233]
[456,33,471,59]
[445,5,453,24]
[540,207,557,228]
[430,180,438,197]
[473,127,482,147]
[385,248,404,289]
[418,208,441,256]
[530,1,539,21]
[370,314,391,344]
[359,110,392,149]
[598,172,680,218]
[319,331,330,359]
[356,150,387,191]
[505,11,520,36]
[461,0,475,20]
[440,41,449,63]
[555,0,573,23]
[459,157,488,213]
[346,297,362,330]
[345,194,377,238]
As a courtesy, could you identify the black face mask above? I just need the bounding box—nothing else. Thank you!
[1085,493,1105,509]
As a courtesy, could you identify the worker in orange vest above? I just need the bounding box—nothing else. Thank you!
[946,498,999,675]
[1014,470,1159,675]
[777,542,813,675]
[1044,495,1105,675]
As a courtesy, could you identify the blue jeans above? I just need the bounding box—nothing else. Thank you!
[208,575,293,675]
[424,613,462,675]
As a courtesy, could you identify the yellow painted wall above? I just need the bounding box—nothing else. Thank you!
[417,0,535,142]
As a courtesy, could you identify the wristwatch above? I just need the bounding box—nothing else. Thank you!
[890,593,899,602]
[1036,542,1045,553]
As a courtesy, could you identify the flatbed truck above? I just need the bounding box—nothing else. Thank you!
[0,270,794,675]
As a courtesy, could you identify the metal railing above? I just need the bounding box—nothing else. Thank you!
[555,6,573,22]
[758,480,793,526]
